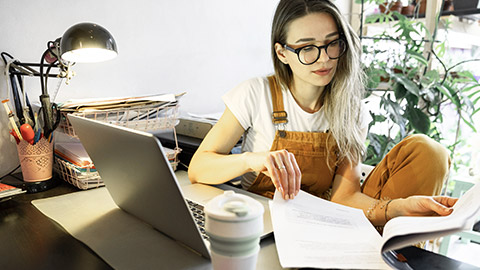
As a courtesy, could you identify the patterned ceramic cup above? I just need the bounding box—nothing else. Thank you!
[17,137,53,182]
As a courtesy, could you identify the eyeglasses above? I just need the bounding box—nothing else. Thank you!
[284,38,347,65]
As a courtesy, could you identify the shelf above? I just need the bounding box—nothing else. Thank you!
[361,15,480,48]
[444,8,480,17]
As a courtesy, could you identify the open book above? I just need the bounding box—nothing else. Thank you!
[270,183,480,269]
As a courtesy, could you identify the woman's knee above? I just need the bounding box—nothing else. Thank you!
[404,134,449,157]
[402,134,451,176]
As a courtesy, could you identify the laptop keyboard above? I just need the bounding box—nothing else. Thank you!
[186,199,209,240]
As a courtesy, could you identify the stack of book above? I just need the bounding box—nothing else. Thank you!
[0,182,25,202]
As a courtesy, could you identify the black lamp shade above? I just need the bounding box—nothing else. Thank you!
[60,22,118,63]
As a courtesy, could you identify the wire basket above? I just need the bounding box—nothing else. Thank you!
[58,103,179,138]
[54,147,180,190]
[55,101,181,190]
[54,157,103,190]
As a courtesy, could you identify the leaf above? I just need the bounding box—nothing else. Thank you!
[394,82,407,99]
[443,83,462,108]
[436,41,446,58]
[407,108,431,134]
[424,70,440,82]
[406,50,428,66]
[463,84,480,94]
[383,96,407,137]
[406,92,419,105]
[365,68,383,89]
[422,87,437,103]
[391,73,420,96]
[366,13,393,24]
[461,114,477,133]
[472,95,480,106]
[458,70,477,82]
[436,84,453,101]
[473,107,480,116]
[461,92,475,112]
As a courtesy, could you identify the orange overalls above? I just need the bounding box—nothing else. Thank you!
[248,76,449,200]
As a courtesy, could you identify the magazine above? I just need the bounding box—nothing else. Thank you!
[270,183,480,269]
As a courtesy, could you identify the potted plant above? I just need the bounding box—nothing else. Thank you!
[360,11,480,179]
[379,0,403,14]
[401,1,416,16]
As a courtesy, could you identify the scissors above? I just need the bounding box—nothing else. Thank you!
[41,101,61,140]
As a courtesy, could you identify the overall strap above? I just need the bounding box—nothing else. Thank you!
[267,76,287,125]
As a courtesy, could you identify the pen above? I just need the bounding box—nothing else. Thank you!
[2,99,23,141]
[9,129,20,144]
[34,127,42,144]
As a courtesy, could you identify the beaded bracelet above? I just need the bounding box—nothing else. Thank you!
[366,199,382,220]
[366,197,392,221]
[382,199,394,222]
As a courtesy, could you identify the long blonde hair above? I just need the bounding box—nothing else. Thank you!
[271,0,366,167]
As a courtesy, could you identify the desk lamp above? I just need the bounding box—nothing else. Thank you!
[4,22,118,139]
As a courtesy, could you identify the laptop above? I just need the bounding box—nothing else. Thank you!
[67,114,273,259]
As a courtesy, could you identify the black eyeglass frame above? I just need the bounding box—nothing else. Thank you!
[283,37,347,65]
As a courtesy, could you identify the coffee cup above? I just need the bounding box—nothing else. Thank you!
[204,190,264,270]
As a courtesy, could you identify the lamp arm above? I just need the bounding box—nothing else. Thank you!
[39,48,50,96]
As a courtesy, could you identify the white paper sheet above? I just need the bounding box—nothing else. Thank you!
[270,190,390,269]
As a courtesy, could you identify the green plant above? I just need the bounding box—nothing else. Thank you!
[360,11,480,176]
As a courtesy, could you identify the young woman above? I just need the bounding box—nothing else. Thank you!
[188,0,456,227]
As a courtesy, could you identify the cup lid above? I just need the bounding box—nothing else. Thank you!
[204,190,264,221]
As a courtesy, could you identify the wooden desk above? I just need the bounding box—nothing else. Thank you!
[0,173,281,270]
[0,175,112,270]
[1,173,478,270]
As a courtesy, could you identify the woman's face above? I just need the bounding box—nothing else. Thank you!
[277,12,341,89]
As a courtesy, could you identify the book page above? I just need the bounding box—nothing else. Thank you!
[270,190,389,269]
[381,183,480,252]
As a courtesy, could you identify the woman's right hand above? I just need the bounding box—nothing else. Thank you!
[246,150,301,200]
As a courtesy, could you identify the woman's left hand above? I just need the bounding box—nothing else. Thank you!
[391,196,458,218]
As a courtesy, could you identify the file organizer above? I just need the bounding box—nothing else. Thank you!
[54,96,181,189]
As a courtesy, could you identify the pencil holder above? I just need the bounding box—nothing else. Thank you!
[17,137,53,182]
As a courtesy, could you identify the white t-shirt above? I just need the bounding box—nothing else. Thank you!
[222,76,371,189]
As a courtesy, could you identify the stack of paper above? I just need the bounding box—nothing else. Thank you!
[58,93,184,135]
[52,135,102,189]
[59,93,183,112]
[54,94,184,188]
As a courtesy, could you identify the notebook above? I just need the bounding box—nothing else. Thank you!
[67,115,273,259]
